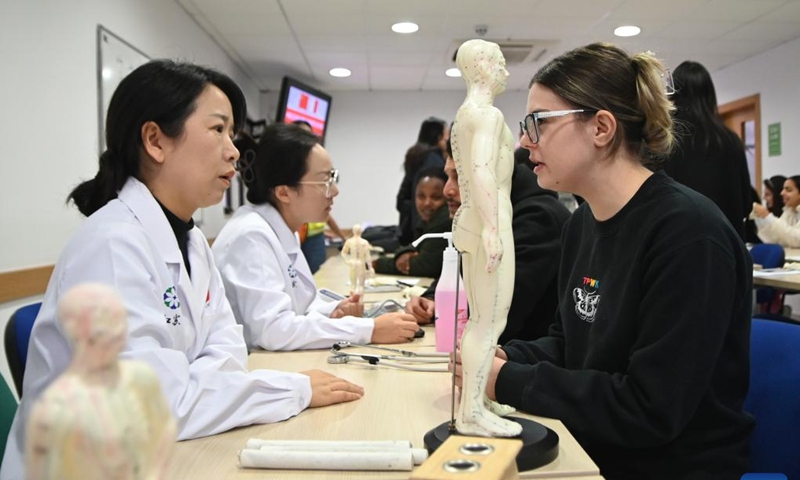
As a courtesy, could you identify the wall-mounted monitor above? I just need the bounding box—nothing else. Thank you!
[275,76,332,145]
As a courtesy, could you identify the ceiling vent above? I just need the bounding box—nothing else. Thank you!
[449,39,558,65]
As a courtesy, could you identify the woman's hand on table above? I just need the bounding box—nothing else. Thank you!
[449,347,507,401]
[301,370,364,407]
[371,312,419,343]
[405,296,434,324]
[331,293,364,318]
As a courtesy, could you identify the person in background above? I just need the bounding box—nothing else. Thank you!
[292,119,346,273]
[663,60,752,240]
[212,123,419,351]
[396,117,448,245]
[0,60,364,480]
[405,143,570,344]
[762,175,786,217]
[452,43,753,480]
[375,167,450,277]
[752,175,800,247]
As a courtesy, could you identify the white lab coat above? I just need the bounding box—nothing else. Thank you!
[0,178,312,480]
[212,203,373,351]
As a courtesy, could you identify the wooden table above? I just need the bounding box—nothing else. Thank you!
[168,348,601,479]
[784,248,800,263]
[166,257,602,479]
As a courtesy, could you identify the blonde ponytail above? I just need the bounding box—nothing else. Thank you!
[631,52,675,156]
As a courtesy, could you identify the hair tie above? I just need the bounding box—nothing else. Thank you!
[235,149,256,184]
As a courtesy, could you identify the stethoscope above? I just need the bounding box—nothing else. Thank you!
[328,341,449,372]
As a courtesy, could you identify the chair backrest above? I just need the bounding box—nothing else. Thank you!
[4,302,41,397]
[750,243,785,269]
[0,374,17,470]
[745,317,800,477]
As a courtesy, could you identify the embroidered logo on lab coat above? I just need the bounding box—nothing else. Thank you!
[163,286,180,310]
[287,264,298,288]
[573,277,600,323]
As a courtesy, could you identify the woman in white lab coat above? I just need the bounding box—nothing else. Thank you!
[0,60,363,480]
[213,123,419,351]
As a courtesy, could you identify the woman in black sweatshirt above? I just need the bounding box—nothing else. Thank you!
[453,43,753,480]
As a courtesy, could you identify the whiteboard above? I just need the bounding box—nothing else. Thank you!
[96,25,149,154]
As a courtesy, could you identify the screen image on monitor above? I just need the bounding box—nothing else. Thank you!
[275,76,332,145]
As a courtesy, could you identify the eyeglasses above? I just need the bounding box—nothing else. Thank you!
[297,169,340,198]
[520,109,597,144]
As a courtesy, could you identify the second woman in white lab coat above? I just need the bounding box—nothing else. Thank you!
[213,123,419,351]
[0,60,363,480]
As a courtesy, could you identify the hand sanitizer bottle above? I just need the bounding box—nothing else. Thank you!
[412,232,468,352]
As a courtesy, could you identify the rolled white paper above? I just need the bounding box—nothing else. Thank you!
[245,439,411,450]
[239,448,416,471]
[254,445,429,465]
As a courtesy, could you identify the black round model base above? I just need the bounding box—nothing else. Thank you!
[423,417,559,472]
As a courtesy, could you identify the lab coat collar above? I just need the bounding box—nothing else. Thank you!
[253,203,303,257]
[117,177,182,264]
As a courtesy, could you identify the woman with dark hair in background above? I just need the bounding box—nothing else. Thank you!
[396,117,448,245]
[663,60,752,239]
[212,123,418,352]
[753,175,800,247]
[762,175,786,217]
[0,60,365,480]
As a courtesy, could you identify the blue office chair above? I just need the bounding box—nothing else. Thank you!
[4,302,41,397]
[0,374,17,470]
[750,243,785,313]
[745,316,800,477]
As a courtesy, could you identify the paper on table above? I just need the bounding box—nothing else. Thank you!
[753,268,799,277]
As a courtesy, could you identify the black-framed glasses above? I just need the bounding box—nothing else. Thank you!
[520,109,598,144]
[298,168,340,198]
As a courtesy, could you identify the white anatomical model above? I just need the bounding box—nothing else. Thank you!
[451,39,521,437]
[340,224,374,295]
[26,283,176,480]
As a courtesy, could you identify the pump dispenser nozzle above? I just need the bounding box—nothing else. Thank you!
[412,232,453,249]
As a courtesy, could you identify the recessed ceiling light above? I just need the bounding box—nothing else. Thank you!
[445,68,462,78]
[329,68,351,78]
[614,25,641,37]
[392,22,419,34]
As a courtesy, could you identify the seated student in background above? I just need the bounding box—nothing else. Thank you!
[453,44,753,480]
[405,147,571,344]
[762,175,786,217]
[375,167,450,277]
[212,123,418,351]
[0,60,365,480]
[752,175,800,247]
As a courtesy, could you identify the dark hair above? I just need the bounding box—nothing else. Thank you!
[417,117,446,146]
[671,61,730,152]
[531,43,674,160]
[446,138,452,159]
[415,166,447,191]
[403,142,433,176]
[292,119,313,131]
[764,175,787,216]
[244,123,319,206]
[68,60,246,216]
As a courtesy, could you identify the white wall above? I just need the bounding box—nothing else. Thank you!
[0,0,259,274]
[0,0,259,392]
[713,36,800,182]
[260,89,530,228]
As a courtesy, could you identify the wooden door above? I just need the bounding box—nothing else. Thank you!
[719,94,761,194]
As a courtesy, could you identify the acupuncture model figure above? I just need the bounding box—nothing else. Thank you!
[340,224,375,295]
[451,39,521,437]
[26,283,176,480]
